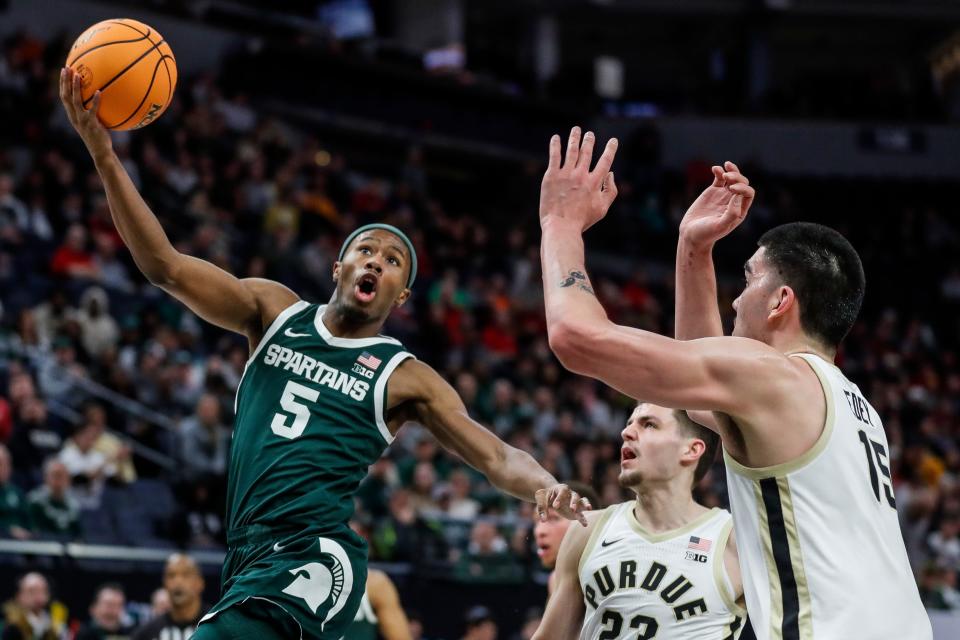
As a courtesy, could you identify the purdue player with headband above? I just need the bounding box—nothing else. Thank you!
[534,403,746,640]
[538,127,930,639]
[59,69,591,640]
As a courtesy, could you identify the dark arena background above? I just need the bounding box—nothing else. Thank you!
[1,0,960,638]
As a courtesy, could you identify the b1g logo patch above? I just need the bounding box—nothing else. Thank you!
[685,551,708,563]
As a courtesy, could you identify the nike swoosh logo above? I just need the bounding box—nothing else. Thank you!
[273,542,287,552]
[284,328,311,338]
[601,538,623,548]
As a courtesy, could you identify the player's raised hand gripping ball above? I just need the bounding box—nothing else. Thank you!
[66,19,177,131]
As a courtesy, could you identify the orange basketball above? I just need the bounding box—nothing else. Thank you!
[66,19,177,131]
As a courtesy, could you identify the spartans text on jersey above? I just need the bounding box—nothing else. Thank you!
[262,344,370,401]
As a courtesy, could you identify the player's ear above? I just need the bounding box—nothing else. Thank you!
[768,285,795,321]
[395,287,411,307]
[683,437,706,464]
[332,261,341,282]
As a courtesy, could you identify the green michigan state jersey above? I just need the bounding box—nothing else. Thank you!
[228,301,414,536]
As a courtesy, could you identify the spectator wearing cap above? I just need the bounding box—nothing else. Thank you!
[26,459,81,539]
[461,605,497,640]
[1,572,68,640]
[75,583,133,640]
[0,444,30,539]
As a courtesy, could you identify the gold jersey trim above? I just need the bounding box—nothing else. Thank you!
[723,353,836,480]
[713,519,748,618]
[578,504,618,576]
[625,504,722,543]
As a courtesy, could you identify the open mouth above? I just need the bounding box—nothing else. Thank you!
[355,273,379,303]
[621,447,637,463]
[536,544,551,559]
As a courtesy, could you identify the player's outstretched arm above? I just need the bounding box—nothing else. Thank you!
[539,128,801,418]
[675,162,755,340]
[367,570,412,640]
[531,511,593,640]
[388,360,590,525]
[60,68,297,343]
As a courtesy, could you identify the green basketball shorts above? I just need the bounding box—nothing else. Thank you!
[197,526,368,640]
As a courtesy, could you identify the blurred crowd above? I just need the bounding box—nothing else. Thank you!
[1,25,960,631]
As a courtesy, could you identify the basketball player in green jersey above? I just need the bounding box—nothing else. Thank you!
[343,569,411,640]
[60,68,591,639]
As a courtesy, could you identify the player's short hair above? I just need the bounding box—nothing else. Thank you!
[673,410,719,486]
[758,222,865,347]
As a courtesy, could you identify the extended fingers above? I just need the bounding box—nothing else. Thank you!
[60,68,75,117]
[592,137,618,180]
[564,126,581,169]
[548,134,561,171]
[577,131,596,171]
[71,71,85,111]
[602,172,618,207]
[90,90,102,118]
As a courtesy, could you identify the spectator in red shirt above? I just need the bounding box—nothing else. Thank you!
[481,308,518,358]
[49,224,97,279]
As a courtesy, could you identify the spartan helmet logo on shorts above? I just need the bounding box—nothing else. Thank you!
[281,537,354,631]
[282,562,339,614]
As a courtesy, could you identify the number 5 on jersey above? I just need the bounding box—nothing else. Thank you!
[272,381,320,439]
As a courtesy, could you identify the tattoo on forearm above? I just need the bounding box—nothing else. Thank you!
[558,269,595,295]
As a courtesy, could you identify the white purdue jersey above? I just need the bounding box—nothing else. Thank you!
[579,502,746,640]
[725,353,931,640]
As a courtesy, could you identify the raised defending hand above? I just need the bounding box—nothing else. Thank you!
[536,483,592,527]
[59,67,113,161]
[540,126,619,232]
[679,161,755,249]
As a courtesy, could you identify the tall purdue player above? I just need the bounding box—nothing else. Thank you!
[59,69,590,640]
[538,127,931,639]
[534,403,745,640]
